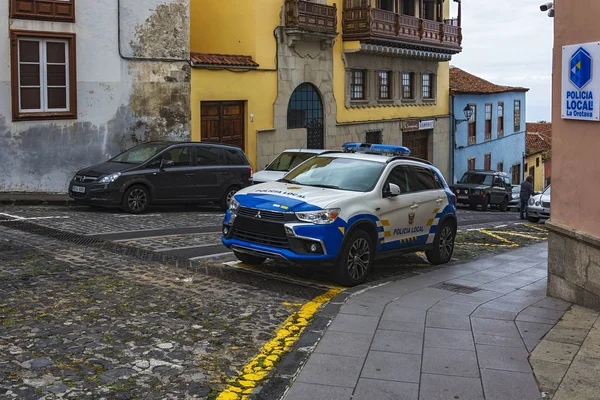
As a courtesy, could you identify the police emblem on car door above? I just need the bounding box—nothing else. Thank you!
[408,212,415,225]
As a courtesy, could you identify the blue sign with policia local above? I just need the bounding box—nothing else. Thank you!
[562,41,600,121]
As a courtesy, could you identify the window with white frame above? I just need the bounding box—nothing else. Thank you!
[18,38,69,113]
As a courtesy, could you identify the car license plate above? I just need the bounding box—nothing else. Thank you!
[458,195,469,200]
[72,185,85,193]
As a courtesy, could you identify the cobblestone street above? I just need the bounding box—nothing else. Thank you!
[0,228,312,399]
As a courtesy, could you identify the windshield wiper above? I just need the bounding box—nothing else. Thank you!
[305,183,340,190]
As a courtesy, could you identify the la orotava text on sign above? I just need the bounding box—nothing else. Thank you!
[561,41,600,121]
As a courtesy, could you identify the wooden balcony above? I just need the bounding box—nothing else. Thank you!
[285,0,338,35]
[342,0,462,54]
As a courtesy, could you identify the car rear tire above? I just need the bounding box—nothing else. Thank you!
[233,251,266,265]
[334,230,373,286]
[220,186,239,211]
[122,185,150,214]
[528,216,540,223]
[481,196,490,211]
[425,220,456,265]
[499,197,508,212]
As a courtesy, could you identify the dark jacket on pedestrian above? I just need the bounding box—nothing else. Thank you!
[520,180,534,201]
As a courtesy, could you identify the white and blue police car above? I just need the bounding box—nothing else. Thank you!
[221,143,458,286]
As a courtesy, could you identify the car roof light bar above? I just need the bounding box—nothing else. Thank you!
[342,142,411,157]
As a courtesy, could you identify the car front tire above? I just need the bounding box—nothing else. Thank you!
[334,230,373,286]
[426,220,456,265]
[122,185,150,214]
[220,186,239,211]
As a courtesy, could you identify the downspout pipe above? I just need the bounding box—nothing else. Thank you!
[450,94,455,184]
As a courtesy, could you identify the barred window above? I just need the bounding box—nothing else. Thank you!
[378,71,391,99]
[422,73,433,98]
[351,70,366,100]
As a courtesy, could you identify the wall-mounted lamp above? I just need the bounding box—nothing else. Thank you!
[454,105,473,127]
[250,113,254,122]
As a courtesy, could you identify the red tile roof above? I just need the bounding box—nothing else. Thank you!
[190,52,259,68]
[526,122,552,154]
[450,67,529,95]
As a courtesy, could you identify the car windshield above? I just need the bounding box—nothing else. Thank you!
[543,185,551,196]
[459,173,493,185]
[266,152,318,172]
[281,157,385,192]
[110,143,172,164]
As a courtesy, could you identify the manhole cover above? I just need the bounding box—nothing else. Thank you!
[431,282,480,294]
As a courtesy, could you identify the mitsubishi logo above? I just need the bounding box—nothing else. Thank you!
[255,211,262,219]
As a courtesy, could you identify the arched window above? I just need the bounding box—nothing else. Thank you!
[287,83,323,129]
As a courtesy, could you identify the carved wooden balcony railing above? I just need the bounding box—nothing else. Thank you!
[342,0,462,53]
[285,0,338,35]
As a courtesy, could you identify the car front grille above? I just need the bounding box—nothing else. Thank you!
[542,201,550,208]
[237,206,285,221]
[74,175,98,183]
[231,228,289,248]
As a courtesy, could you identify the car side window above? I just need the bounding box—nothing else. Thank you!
[196,146,224,166]
[385,165,410,193]
[503,177,511,187]
[409,166,437,192]
[148,146,192,168]
[223,148,247,165]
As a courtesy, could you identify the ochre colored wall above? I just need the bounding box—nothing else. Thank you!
[331,1,451,123]
[190,0,278,68]
[551,0,600,238]
[525,153,545,192]
[190,69,277,169]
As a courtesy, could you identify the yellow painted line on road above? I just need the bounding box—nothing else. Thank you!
[486,231,547,240]
[456,242,514,248]
[216,288,342,400]
[480,230,519,247]
[524,224,548,233]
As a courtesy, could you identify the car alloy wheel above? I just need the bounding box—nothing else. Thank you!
[439,226,454,261]
[347,237,370,280]
[128,189,147,212]
[226,189,237,207]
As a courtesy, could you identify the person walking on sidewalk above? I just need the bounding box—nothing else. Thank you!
[520,175,534,220]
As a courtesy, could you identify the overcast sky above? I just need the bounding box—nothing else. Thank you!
[450,0,554,122]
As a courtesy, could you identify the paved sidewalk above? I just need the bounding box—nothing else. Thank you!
[283,243,566,400]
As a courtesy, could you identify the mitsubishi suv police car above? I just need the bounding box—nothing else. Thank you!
[221,143,458,286]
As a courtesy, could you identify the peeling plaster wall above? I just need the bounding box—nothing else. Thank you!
[0,0,190,193]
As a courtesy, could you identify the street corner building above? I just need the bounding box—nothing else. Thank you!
[525,122,552,192]
[449,66,528,185]
[1,0,192,193]
[548,0,600,310]
[190,0,465,180]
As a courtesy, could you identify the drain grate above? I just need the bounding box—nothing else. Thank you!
[432,282,480,294]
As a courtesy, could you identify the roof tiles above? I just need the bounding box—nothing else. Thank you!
[190,52,259,68]
[526,122,552,154]
[450,66,529,95]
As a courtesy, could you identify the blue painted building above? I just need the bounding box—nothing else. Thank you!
[449,67,529,185]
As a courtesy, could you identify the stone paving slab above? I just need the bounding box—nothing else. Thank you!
[282,243,552,400]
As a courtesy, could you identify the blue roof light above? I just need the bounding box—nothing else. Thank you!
[342,142,411,157]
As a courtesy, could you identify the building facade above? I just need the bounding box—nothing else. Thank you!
[547,0,600,309]
[524,122,552,191]
[190,0,464,179]
[449,67,528,184]
[1,0,191,193]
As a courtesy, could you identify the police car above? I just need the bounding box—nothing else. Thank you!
[221,143,458,286]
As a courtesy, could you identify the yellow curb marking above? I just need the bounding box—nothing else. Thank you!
[486,231,547,241]
[216,288,342,400]
[456,242,514,248]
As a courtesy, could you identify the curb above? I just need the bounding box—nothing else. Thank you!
[0,198,73,206]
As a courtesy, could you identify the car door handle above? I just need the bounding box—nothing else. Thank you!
[436,197,444,203]
[410,203,419,209]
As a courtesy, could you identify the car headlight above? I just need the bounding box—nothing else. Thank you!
[98,172,121,183]
[229,197,240,214]
[528,198,535,205]
[296,208,340,224]
[479,190,485,196]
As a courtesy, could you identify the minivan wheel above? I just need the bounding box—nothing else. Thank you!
[425,221,456,265]
[334,230,373,286]
[220,186,238,211]
[122,185,150,214]
[234,251,266,265]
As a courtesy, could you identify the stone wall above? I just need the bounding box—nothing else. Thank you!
[547,220,600,310]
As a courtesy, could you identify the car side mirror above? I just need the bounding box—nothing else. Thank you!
[160,159,175,169]
[383,183,401,198]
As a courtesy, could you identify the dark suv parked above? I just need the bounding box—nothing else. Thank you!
[69,141,253,213]
[450,170,512,211]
